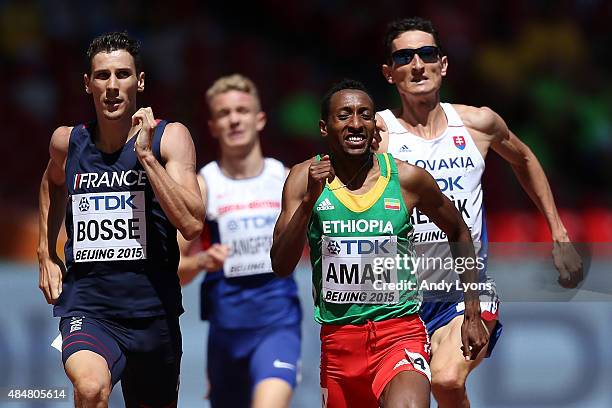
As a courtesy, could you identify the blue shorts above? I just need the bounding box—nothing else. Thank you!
[59,315,182,407]
[420,301,503,357]
[207,323,301,408]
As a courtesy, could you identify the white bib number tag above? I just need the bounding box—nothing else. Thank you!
[219,212,276,278]
[72,191,147,262]
[321,235,401,304]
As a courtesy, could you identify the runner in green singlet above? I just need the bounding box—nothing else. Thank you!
[271,79,488,408]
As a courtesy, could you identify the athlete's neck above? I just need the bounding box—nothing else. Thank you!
[94,112,135,153]
[218,141,265,179]
[331,152,376,191]
[397,93,447,140]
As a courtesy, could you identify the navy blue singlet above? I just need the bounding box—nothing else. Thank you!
[55,120,183,318]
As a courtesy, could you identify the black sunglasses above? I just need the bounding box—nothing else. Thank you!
[391,46,440,65]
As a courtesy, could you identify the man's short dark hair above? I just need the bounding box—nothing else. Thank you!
[86,31,142,73]
[321,79,374,120]
[383,17,444,63]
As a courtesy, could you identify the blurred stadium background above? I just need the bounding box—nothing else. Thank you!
[0,0,610,407]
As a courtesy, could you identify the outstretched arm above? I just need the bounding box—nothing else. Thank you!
[465,106,583,288]
[133,108,204,240]
[398,160,488,360]
[38,126,70,304]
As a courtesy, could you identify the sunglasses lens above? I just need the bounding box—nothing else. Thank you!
[418,46,439,63]
[392,50,414,65]
[392,47,439,65]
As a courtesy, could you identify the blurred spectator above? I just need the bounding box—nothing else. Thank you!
[0,0,610,255]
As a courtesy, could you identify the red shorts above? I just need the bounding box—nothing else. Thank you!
[320,315,431,408]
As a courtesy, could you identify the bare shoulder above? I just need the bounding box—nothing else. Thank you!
[288,158,315,180]
[453,104,506,138]
[283,157,317,196]
[163,121,192,141]
[50,126,72,150]
[50,126,72,161]
[160,121,195,159]
[394,158,430,188]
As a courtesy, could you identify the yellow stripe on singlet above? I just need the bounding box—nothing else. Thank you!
[326,153,391,213]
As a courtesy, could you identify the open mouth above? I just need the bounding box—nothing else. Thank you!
[345,134,367,147]
[104,99,123,109]
[411,76,428,83]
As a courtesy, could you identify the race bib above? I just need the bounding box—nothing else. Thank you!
[71,191,147,262]
[321,235,403,304]
[219,213,276,278]
[410,190,478,243]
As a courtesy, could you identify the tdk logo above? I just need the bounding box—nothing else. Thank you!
[435,176,463,192]
[339,239,390,254]
[78,198,90,212]
[83,194,137,211]
[227,215,277,231]
[327,240,341,255]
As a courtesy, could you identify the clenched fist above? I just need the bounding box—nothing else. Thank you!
[132,107,158,157]
[305,155,335,204]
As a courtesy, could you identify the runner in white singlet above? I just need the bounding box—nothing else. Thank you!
[178,74,301,408]
[375,17,583,408]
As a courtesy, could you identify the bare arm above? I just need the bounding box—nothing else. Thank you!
[495,133,567,239]
[177,232,200,286]
[398,160,487,360]
[462,106,582,287]
[177,175,206,285]
[271,156,335,277]
[38,126,70,304]
[176,176,230,286]
[134,108,204,240]
[271,161,311,277]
